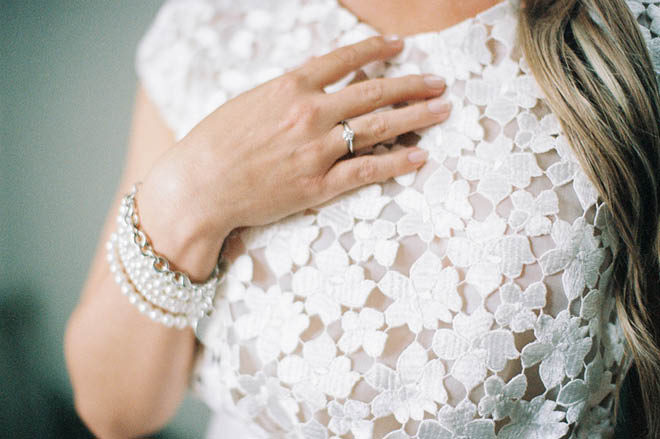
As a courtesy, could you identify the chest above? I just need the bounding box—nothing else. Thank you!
[185,1,623,437]
[338,0,505,36]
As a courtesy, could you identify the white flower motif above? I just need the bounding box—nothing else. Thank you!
[479,1,519,48]
[395,168,471,241]
[602,322,625,368]
[495,282,547,332]
[476,134,514,163]
[508,189,559,236]
[421,400,496,439]
[234,285,310,364]
[328,400,372,439]
[573,170,599,210]
[553,134,579,162]
[366,342,445,423]
[649,4,660,36]
[416,96,481,163]
[595,202,619,254]
[277,333,360,409]
[447,214,534,283]
[514,111,561,153]
[236,372,299,431]
[337,308,387,357]
[193,337,240,410]
[349,219,399,267]
[456,134,516,208]
[416,123,450,164]
[580,289,604,337]
[291,243,375,325]
[521,310,592,389]
[491,235,537,278]
[240,212,319,276]
[432,309,519,390]
[546,159,580,187]
[288,419,329,439]
[378,251,462,333]
[557,379,590,424]
[478,374,527,420]
[215,253,253,303]
[393,187,434,242]
[419,22,489,85]
[545,133,582,186]
[499,152,544,188]
[539,217,605,301]
[316,184,391,237]
[437,98,484,145]
[319,2,359,40]
[424,170,473,238]
[572,405,614,439]
[464,22,492,66]
[498,395,569,439]
[457,135,513,181]
[446,214,506,297]
[460,149,542,206]
[465,57,535,126]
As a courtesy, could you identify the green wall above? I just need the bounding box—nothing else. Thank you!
[1,1,210,437]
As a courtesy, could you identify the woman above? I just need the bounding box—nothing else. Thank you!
[65,0,660,437]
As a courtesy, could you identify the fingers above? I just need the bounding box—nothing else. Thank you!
[320,146,429,200]
[323,97,452,160]
[324,74,446,122]
[297,35,404,87]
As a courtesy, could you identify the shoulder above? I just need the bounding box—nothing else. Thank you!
[134,0,233,139]
[133,0,347,139]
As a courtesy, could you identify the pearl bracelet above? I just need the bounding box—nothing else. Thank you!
[106,184,224,329]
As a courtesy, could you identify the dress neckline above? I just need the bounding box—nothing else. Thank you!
[333,0,511,40]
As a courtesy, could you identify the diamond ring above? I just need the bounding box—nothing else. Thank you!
[341,120,355,155]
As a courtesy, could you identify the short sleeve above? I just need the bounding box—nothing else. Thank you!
[134,0,229,140]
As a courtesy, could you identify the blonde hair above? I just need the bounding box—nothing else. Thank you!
[518,0,660,435]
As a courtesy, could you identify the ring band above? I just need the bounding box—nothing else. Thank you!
[341,120,355,155]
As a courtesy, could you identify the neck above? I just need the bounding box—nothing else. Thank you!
[338,0,503,36]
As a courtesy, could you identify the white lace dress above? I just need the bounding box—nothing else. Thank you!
[134,1,660,438]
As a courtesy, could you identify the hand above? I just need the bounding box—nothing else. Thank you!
[138,35,451,273]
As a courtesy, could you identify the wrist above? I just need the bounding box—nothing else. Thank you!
[135,173,230,283]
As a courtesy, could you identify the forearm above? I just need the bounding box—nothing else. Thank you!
[66,284,197,438]
[65,176,228,438]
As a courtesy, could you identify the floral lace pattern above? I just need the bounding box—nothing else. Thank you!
[132,0,660,437]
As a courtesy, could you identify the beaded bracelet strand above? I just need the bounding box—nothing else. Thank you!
[106,184,224,329]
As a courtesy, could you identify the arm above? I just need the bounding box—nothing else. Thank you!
[65,35,450,438]
[64,85,218,438]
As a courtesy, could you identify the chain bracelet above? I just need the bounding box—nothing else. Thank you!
[122,183,222,288]
[107,183,225,329]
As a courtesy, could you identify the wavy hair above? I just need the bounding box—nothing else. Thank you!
[517,0,660,436]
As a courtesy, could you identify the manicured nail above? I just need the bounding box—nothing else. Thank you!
[428,98,452,114]
[408,148,429,163]
[384,34,402,45]
[424,75,445,89]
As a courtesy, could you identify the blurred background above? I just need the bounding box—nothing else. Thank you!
[1,1,210,437]
[0,1,647,438]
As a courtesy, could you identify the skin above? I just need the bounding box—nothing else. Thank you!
[340,0,503,36]
[65,1,499,437]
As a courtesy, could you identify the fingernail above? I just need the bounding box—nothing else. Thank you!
[384,34,402,46]
[408,149,429,163]
[424,75,445,89]
[428,98,452,114]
